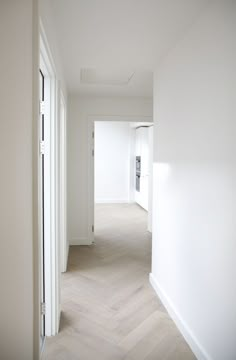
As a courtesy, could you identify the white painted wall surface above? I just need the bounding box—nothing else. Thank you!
[68,96,152,245]
[40,0,67,97]
[148,126,153,232]
[0,2,38,359]
[95,122,133,203]
[151,1,236,359]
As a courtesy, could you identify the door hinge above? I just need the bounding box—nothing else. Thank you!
[92,225,94,232]
[92,131,94,139]
[40,140,45,155]
[39,101,45,115]
[92,149,94,157]
[41,302,46,316]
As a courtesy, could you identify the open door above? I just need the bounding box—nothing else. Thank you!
[39,69,46,347]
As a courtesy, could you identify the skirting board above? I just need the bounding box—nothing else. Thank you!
[69,238,92,246]
[65,242,70,271]
[149,273,211,360]
[95,199,130,204]
[61,242,70,273]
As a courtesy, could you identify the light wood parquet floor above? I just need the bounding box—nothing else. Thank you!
[43,204,196,360]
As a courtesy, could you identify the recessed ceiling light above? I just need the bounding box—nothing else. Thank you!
[80,68,135,86]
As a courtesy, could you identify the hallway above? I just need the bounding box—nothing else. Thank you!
[43,204,195,360]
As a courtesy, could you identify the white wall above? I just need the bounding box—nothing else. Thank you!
[0,2,68,358]
[148,126,153,232]
[0,1,38,359]
[95,122,133,203]
[151,1,236,359]
[40,0,67,97]
[68,96,152,245]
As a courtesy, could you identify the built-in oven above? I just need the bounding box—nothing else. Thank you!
[136,156,141,172]
[136,174,140,192]
[136,156,141,192]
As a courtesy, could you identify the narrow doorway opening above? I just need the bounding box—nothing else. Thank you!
[93,120,153,249]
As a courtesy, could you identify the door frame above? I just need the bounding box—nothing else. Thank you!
[39,22,61,337]
[59,91,68,273]
[87,115,153,242]
[39,67,46,348]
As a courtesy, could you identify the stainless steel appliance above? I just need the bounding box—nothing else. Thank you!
[136,156,141,192]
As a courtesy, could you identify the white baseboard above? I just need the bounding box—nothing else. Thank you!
[61,242,70,273]
[65,242,69,269]
[69,238,92,246]
[95,199,130,204]
[149,273,211,360]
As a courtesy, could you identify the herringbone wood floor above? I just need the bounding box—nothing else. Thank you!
[43,204,195,360]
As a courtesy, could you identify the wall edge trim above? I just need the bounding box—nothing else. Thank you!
[95,199,131,204]
[69,238,92,246]
[149,273,211,360]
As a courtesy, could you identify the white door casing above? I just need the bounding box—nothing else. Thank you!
[40,22,61,337]
[59,92,68,273]
[88,116,153,240]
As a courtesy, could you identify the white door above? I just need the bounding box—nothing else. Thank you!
[39,69,46,347]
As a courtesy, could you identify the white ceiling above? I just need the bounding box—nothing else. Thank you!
[50,0,209,96]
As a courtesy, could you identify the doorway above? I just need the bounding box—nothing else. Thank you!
[91,120,153,239]
[88,116,153,244]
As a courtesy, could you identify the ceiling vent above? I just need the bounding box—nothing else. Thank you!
[80,68,135,86]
